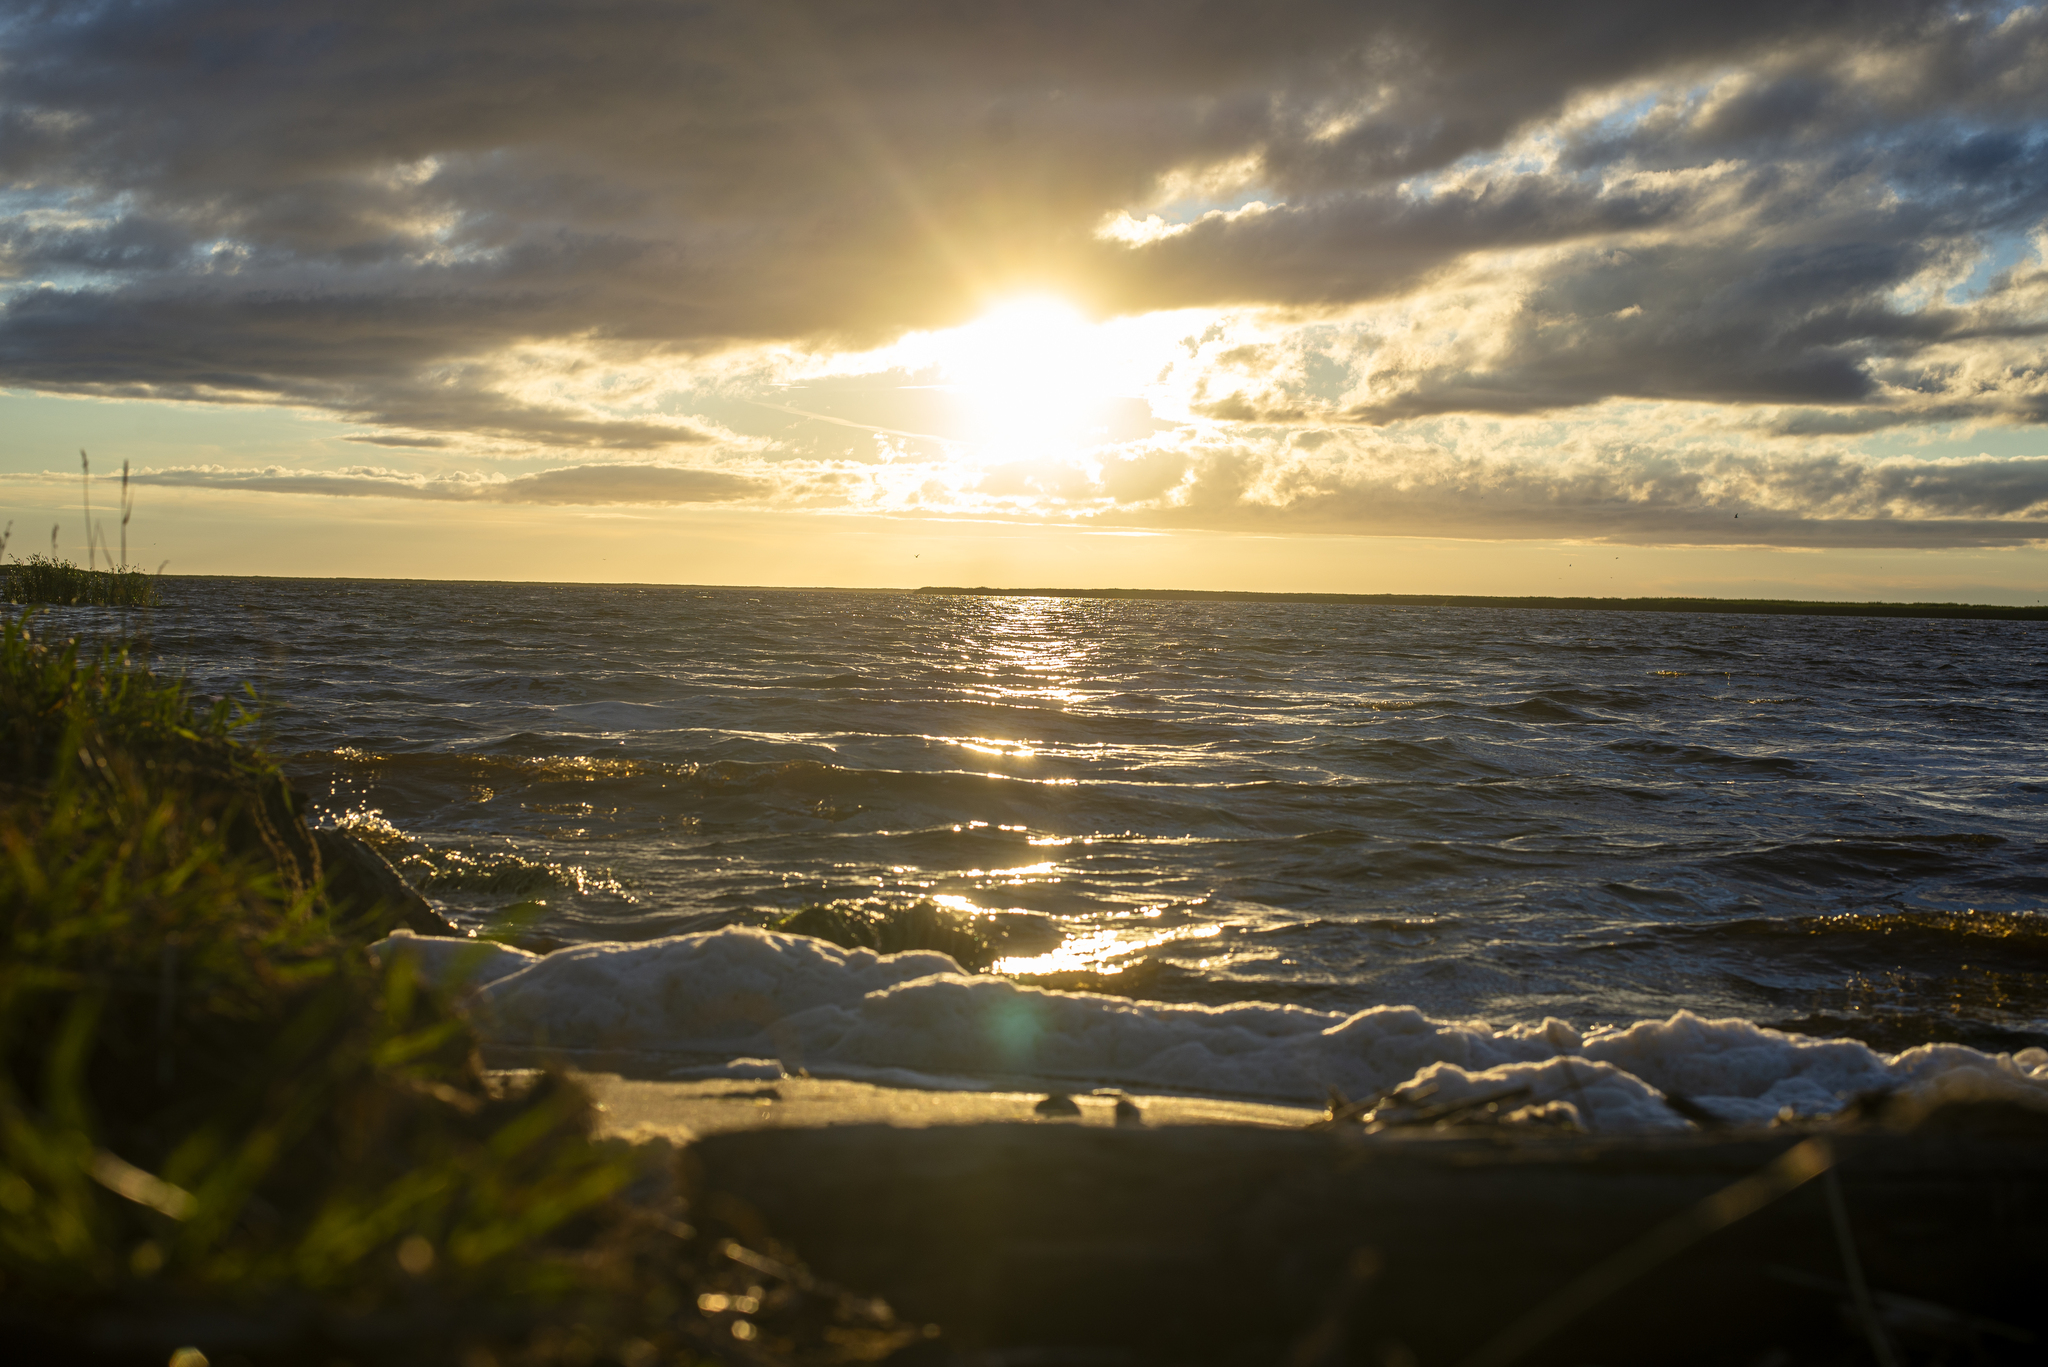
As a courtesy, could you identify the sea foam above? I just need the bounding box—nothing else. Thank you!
[376,927,2048,1131]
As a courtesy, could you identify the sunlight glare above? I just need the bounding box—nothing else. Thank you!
[943,296,1106,453]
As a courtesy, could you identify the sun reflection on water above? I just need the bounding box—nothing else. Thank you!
[956,740,1038,758]
[993,914,1223,978]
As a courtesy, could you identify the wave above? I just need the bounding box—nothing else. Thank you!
[762,673,874,689]
[1708,837,2013,886]
[1686,907,2048,950]
[1486,698,1598,724]
[409,850,623,897]
[322,748,676,782]
[336,811,626,898]
[1526,686,1653,712]
[376,926,2048,1133]
[1605,739,1802,773]
[1349,737,1515,779]
[312,746,1314,840]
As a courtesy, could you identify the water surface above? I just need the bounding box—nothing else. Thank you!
[129,577,2048,1051]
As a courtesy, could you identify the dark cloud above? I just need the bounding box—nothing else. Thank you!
[1184,212,2048,424]
[344,434,455,449]
[1564,7,2048,169]
[123,463,765,505]
[1092,170,1692,314]
[501,465,763,505]
[0,283,723,446]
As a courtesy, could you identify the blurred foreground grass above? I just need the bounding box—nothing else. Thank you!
[0,614,916,1365]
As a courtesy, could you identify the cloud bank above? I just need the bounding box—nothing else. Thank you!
[13,437,2027,550]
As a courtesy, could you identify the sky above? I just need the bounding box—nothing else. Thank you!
[2,1,2046,600]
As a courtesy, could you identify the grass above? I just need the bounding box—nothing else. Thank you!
[0,614,919,1363]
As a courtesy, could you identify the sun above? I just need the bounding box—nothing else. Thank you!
[940,295,1107,454]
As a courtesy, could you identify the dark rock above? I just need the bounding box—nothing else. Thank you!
[314,827,461,939]
[774,900,998,971]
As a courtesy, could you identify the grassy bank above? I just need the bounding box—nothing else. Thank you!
[0,615,917,1364]
[915,586,2048,622]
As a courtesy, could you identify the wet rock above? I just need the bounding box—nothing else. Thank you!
[315,826,461,938]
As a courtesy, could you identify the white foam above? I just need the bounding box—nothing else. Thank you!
[372,930,538,987]
[371,926,2048,1131]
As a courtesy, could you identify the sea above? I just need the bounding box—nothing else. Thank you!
[82,577,2048,1124]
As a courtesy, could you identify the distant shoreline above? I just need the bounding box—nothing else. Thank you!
[915,585,2048,621]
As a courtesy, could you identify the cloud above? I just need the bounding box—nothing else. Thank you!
[1135,441,2048,548]
[0,0,2043,546]
[840,434,2048,548]
[497,465,763,505]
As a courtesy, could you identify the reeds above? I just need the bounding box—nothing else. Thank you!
[0,552,159,607]
[1,453,161,606]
